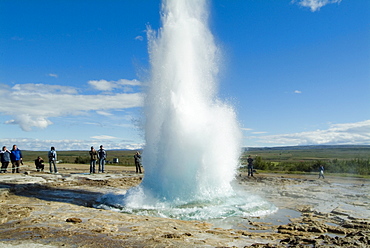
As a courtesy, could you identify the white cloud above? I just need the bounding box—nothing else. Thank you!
[88,79,115,91]
[12,83,78,94]
[252,120,370,146]
[91,135,118,140]
[48,73,58,78]
[0,81,144,131]
[88,79,141,92]
[96,111,113,116]
[294,90,302,94]
[0,138,144,151]
[292,0,342,12]
[241,127,253,131]
[5,115,53,131]
[135,36,144,41]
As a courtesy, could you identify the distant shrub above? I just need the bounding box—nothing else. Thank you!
[74,156,89,164]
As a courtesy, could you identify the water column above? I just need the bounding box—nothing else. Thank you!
[141,0,242,204]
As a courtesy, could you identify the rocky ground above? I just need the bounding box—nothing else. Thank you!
[0,163,369,247]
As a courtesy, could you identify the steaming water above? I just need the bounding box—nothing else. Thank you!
[142,0,242,203]
[97,0,277,220]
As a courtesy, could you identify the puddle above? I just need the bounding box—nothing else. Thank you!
[207,208,301,232]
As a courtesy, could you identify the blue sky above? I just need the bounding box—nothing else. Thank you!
[0,0,369,151]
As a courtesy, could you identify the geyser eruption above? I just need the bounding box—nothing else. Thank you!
[97,0,277,221]
[141,0,242,203]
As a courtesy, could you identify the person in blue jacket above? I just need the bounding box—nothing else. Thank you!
[10,144,22,173]
[1,146,11,173]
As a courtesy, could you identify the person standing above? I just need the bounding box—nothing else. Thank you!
[134,151,142,173]
[318,165,325,179]
[98,145,107,173]
[89,146,98,174]
[247,155,254,177]
[0,146,11,173]
[10,145,22,173]
[48,146,58,173]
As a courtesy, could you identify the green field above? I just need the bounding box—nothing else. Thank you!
[242,145,370,162]
[19,145,370,175]
[241,145,370,175]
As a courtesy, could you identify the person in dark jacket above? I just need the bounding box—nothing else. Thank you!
[48,146,58,173]
[89,146,98,174]
[0,146,11,173]
[247,155,254,177]
[35,156,45,172]
[10,144,22,173]
[98,145,107,173]
[134,151,142,173]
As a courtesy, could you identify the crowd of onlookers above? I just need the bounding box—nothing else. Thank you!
[0,144,144,175]
[0,145,107,174]
[0,145,22,173]
[0,145,59,174]
[89,145,107,174]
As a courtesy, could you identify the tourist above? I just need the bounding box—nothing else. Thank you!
[0,146,11,173]
[98,145,107,173]
[35,156,45,172]
[10,145,22,173]
[247,155,254,177]
[48,146,58,173]
[89,146,98,174]
[134,151,142,173]
[318,165,325,179]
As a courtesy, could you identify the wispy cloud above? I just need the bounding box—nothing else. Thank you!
[135,36,144,41]
[11,36,24,41]
[294,90,302,94]
[0,138,143,151]
[292,0,342,12]
[96,111,113,116]
[241,127,253,131]
[48,73,58,78]
[88,79,141,92]
[0,80,144,131]
[91,135,118,140]
[12,83,77,94]
[252,120,370,146]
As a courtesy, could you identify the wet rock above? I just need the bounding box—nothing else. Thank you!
[331,207,352,217]
[326,226,346,234]
[162,233,181,239]
[1,169,369,247]
[66,217,82,223]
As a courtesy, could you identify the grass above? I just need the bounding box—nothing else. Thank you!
[243,146,370,162]
[20,146,370,175]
